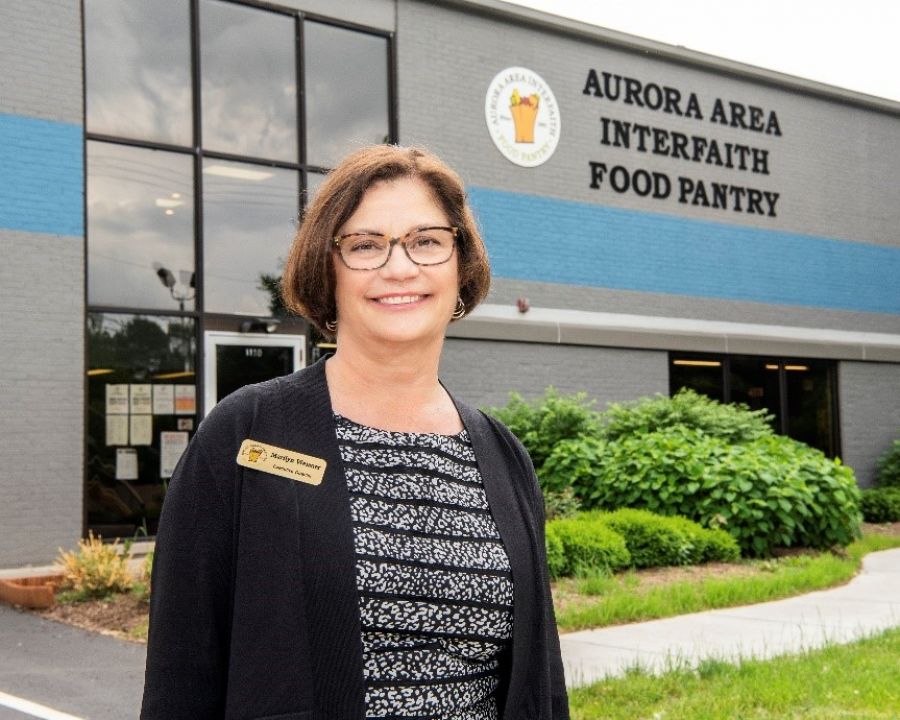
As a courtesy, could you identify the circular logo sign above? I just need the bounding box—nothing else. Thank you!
[485,67,561,167]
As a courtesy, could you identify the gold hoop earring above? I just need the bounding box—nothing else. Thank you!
[325,319,337,333]
[451,297,466,320]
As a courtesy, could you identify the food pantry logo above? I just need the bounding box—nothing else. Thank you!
[485,67,560,167]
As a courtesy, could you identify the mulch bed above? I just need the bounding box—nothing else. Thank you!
[36,592,149,643]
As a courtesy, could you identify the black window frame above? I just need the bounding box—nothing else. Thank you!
[80,0,398,537]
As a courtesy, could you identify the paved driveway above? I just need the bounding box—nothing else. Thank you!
[0,604,145,720]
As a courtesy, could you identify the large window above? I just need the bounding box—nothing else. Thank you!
[670,353,839,457]
[84,0,394,535]
[87,313,197,537]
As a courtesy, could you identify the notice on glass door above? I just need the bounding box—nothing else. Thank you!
[174,385,196,415]
[106,385,129,414]
[160,431,189,478]
[153,384,175,415]
[115,448,138,481]
[130,384,153,414]
[105,415,129,446]
[130,414,152,446]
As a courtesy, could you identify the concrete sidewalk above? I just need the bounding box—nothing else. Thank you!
[560,547,900,687]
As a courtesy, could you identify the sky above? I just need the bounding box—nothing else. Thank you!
[505,0,900,103]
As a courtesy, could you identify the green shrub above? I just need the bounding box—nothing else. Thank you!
[596,508,696,568]
[543,486,581,521]
[875,439,900,488]
[56,531,133,600]
[545,524,567,579]
[545,426,861,557]
[486,388,600,471]
[860,487,900,523]
[540,434,609,497]
[549,516,631,576]
[665,516,741,563]
[598,388,775,444]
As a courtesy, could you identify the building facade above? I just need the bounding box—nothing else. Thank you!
[1,0,898,565]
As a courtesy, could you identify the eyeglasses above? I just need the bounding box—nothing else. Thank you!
[333,226,458,271]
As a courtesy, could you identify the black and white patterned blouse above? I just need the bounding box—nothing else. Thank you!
[334,413,515,719]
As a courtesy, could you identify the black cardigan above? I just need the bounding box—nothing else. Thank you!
[141,358,569,719]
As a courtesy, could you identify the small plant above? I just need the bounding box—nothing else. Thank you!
[57,531,133,601]
[543,486,582,521]
[875,439,900,488]
[131,550,154,603]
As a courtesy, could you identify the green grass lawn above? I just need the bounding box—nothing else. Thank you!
[568,626,900,719]
[554,534,900,632]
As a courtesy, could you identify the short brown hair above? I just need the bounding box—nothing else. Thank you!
[281,145,491,338]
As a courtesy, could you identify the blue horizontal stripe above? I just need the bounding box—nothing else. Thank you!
[469,186,900,315]
[0,113,84,236]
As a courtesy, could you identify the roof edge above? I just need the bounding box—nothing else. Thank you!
[436,0,900,116]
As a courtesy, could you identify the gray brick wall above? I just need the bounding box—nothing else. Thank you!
[0,0,84,566]
[0,231,84,566]
[0,1,83,123]
[440,338,669,410]
[838,362,900,488]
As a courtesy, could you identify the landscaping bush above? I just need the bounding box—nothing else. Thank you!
[544,524,567,579]
[598,388,775,444]
[486,388,600,472]
[595,508,696,568]
[596,508,740,567]
[860,487,900,523]
[875,439,900,488]
[57,531,133,600]
[539,434,609,498]
[664,516,741,564]
[548,516,630,576]
[543,426,861,557]
[545,509,740,577]
[495,385,862,557]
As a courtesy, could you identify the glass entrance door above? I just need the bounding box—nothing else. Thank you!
[203,332,305,415]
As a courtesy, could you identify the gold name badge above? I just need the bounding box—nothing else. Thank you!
[236,439,326,486]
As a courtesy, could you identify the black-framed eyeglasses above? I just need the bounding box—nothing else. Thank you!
[333,226,458,271]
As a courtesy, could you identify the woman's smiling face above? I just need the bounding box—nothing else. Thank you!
[332,176,459,349]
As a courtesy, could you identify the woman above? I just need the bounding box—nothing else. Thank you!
[141,145,568,719]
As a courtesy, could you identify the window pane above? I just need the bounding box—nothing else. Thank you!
[669,355,724,402]
[785,360,836,457]
[305,22,389,168]
[729,356,781,431]
[88,142,195,310]
[203,159,298,315]
[201,1,297,161]
[85,0,192,145]
[305,171,327,206]
[87,312,197,538]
